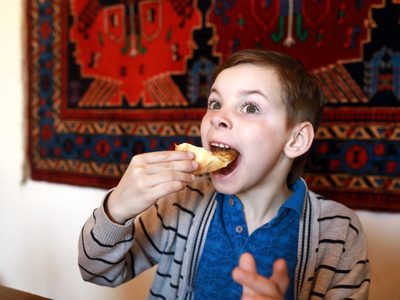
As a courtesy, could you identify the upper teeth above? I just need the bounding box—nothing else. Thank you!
[211,142,231,149]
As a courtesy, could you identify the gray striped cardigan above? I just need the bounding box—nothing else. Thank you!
[78,178,370,300]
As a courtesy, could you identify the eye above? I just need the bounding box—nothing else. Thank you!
[242,102,259,113]
[208,100,221,110]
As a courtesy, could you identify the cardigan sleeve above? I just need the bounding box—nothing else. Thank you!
[78,179,210,290]
[78,190,151,287]
[308,198,371,300]
[78,191,188,287]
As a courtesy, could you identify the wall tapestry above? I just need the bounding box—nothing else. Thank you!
[26,0,400,212]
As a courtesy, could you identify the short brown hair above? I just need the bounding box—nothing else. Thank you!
[212,49,325,186]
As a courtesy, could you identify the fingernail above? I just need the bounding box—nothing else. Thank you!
[192,161,198,169]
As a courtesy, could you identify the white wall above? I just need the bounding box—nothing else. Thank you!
[0,1,399,299]
[0,1,156,299]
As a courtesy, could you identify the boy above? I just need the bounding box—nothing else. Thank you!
[78,50,370,300]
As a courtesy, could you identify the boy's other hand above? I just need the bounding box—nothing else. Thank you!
[232,253,289,300]
[106,150,198,224]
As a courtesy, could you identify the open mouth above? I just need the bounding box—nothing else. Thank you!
[210,142,241,175]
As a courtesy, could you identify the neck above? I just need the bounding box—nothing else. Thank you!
[236,181,293,235]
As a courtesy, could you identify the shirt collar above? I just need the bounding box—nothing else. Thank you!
[281,178,306,217]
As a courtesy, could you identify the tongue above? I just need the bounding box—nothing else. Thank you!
[215,166,232,175]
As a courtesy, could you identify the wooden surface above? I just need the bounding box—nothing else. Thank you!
[0,286,51,300]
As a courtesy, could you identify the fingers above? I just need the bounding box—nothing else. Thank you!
[141,150,194,165]
[146,159,198,175]
[232,253,288,300]
[239,252,257,272]
[232,264,279,297]
[132,150,198,175]
[107,150,198,223]
[232,267,281,298]
[142,168,196,189]
[238,253,258,296]
[148,181,190,200]
[270,259,289,295]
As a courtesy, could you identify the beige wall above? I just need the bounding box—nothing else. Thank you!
[0,1,399,299]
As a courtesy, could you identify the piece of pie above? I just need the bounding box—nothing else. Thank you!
[175,143,239,175]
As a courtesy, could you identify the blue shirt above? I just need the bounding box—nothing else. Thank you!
[194,179,305,300]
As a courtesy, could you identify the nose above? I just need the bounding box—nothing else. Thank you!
[210,109,232,130]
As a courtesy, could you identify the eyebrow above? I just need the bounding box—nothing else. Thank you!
[209,87,269,101]
[238,89,269,101]
[209,87,220,96]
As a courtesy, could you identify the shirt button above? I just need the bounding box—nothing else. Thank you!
[229,198,235,206]
[236,225,243,233]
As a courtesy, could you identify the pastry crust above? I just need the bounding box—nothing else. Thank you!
[175,143,239,175]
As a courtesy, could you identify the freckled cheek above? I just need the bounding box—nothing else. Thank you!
[241,121,276,138]
[242,124,284,151]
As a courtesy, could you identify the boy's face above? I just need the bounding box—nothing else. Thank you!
[201,63,293,196]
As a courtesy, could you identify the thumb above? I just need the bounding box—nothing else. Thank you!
[270,258,289,295]
[239,252,257,272]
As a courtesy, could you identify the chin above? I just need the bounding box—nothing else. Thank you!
[210,175,241,196]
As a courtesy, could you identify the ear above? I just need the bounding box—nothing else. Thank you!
[284,121,314,159]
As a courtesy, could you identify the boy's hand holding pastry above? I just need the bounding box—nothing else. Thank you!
[106,143,238,225]
[106,150,198,224]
